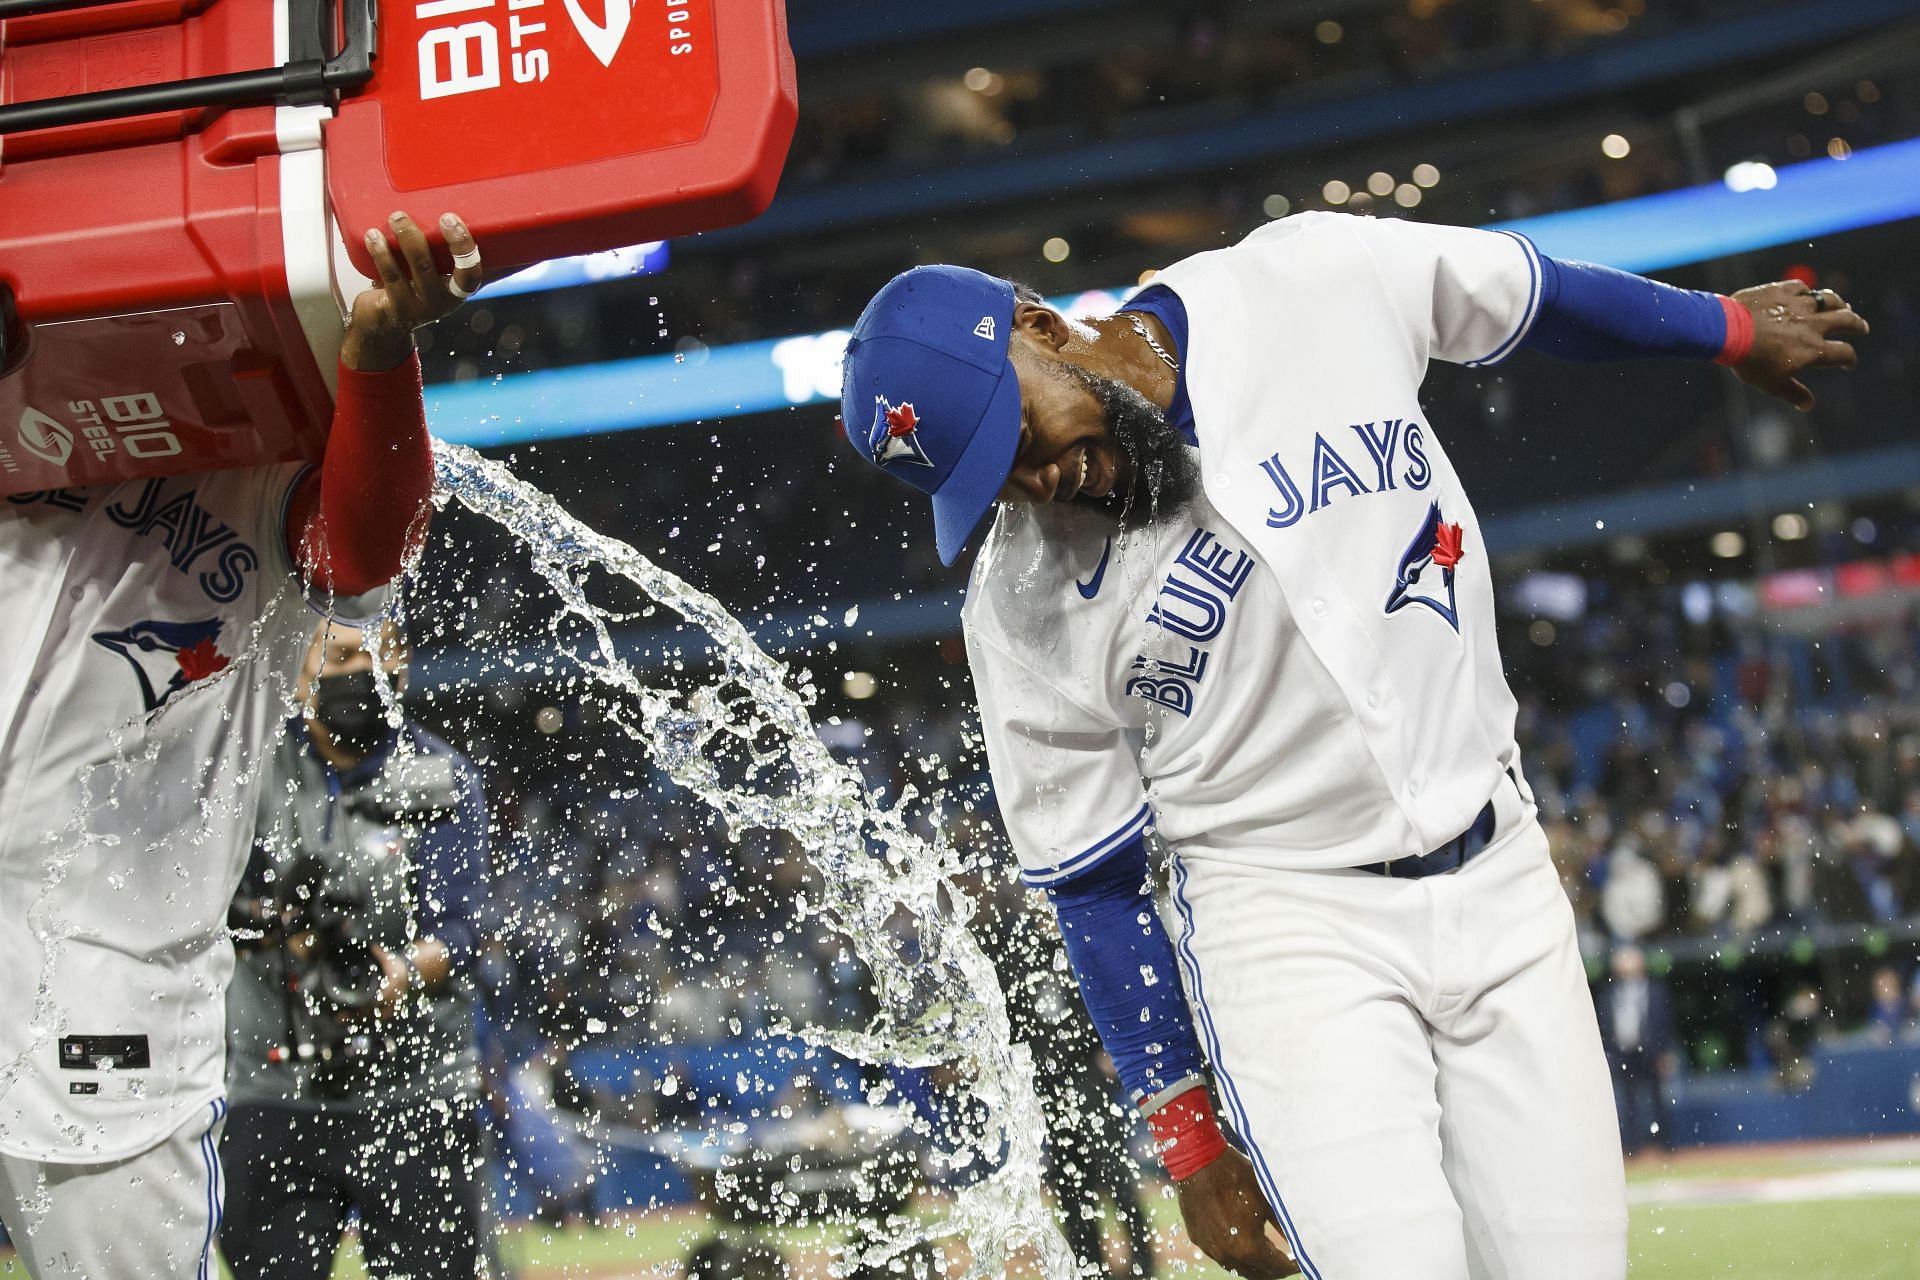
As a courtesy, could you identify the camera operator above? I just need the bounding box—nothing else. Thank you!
[220,618,490,1279]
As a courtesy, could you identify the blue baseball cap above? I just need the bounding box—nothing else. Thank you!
[840,265,1022,565]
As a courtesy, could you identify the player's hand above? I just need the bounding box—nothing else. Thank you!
[1729,280,1868,412]
[1175,1148,1300,1278]
[341,211,484,373]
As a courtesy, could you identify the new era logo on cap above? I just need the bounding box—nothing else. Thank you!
[974,316,996,340]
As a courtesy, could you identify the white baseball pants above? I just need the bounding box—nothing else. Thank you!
[1170,793,1626,1279]
[0,1098,225,1279]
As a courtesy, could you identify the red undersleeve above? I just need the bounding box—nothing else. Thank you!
[287,353,433,599]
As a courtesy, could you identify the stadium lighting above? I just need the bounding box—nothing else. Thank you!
[842,672,879,700]
[1724,161,1778,193]
[1042,237,1071,263]
[1711,531,1746,558]
[1322,179,1352,204]
[1602,134,1632,159]
[1772,512,1810,540]
[1412,163,1442,188]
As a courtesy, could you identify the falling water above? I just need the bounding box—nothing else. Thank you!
[429,441,1076,1279]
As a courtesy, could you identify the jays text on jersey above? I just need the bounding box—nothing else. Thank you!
[968,214,1538,884]
[0,466,321,1162]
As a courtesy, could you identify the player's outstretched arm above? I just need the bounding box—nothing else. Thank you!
[287,212,486,597]
[1498,250,1869,413]
[1725,279,1869,412]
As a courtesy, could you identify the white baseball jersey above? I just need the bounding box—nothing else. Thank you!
[0,466,319,1162]
[966,213,1542,885]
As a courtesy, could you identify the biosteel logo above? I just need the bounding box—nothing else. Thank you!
[563,0,632,68]
[413,1,693,98]
[390,0,715,187]
[18,409,73,466]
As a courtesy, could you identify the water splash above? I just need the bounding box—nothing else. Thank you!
[430,442,1075,1279]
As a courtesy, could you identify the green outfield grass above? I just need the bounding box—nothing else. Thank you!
[11,1143,1907,1278]
[1628,1197,1920,1279]
[6,1190,1911,1279]
[307,1156,1920,1280]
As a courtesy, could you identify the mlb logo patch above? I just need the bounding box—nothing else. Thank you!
[870,397,934,468]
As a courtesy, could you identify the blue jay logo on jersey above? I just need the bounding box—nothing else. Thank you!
[869,398,934,469]
[91,617,234,715]
[1385,501,1467,632]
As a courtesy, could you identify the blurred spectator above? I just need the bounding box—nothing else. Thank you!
[1864,966,1912,1043]
[1766,985,1826,1091]
[1815,813,1915,924]
[1594,946,1679,1158]
[1598,832,1666,941]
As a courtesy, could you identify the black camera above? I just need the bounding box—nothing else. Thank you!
[251,850,386,1096]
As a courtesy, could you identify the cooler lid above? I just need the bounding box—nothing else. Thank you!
[325,0,797,278]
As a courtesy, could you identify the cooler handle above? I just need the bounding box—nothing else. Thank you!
[0,0,377,136]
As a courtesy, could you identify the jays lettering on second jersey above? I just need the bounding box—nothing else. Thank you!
[0,466,321,1162]
[966,213,1538,885]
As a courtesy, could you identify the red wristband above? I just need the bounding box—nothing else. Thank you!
[1714,294,1754,367]
[1143,1087,1229,1180]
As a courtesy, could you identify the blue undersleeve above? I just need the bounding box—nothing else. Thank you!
[1044,832,1207,1105]
[1520,255,1727,363]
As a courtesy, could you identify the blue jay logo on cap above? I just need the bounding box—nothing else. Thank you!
[870,397,934,469]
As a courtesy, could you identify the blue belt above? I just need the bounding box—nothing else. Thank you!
[1359,769,1515,880]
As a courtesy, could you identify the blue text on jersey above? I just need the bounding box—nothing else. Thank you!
[105,479,258,604]
[1263,418,1432,529]
[1126,528,1253,717]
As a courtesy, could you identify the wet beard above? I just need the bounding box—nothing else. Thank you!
[1060,364,1200,528]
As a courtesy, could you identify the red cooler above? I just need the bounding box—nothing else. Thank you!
[0,0,796,495]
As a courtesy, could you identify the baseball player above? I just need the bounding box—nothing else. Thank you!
[0,212,483,1277]
[839,212,1866,1279]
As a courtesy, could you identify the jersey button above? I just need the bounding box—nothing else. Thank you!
[1408,778,1424,797]
[1367,692,1381,709]
[1312,599,1328,616]
[68,585,84,602]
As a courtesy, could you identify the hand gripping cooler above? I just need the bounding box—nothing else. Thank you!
[0,0,797,496]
